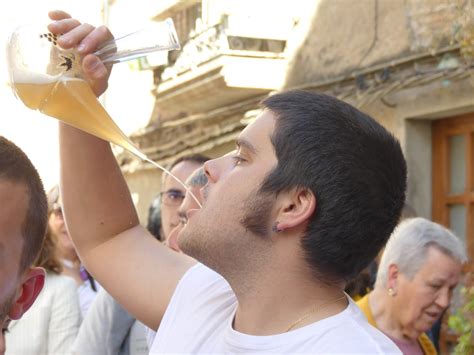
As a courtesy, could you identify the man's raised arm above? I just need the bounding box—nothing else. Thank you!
[50,10,195,330]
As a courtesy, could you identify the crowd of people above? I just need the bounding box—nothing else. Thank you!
[0,9,469,355]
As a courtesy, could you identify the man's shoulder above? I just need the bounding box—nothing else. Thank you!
[311,301,401,354]
[178,263,229,292]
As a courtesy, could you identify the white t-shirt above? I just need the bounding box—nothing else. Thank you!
[150,263,401,354]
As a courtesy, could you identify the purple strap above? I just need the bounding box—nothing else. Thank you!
[79,265,89,281]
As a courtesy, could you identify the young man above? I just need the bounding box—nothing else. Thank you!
[49,10,406,353]
[0,137,48,354]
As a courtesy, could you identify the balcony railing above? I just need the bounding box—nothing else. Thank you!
[160,14,287,81]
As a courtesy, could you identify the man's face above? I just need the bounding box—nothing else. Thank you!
[0,181,28,332]
[161,161,203,241]
[178,111,278,273]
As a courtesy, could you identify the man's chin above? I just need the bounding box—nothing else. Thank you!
[176,227,197,256]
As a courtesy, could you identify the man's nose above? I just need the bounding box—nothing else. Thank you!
[203,155,233,184]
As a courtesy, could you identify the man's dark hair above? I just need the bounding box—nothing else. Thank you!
[147,196,162,241]
[260,90,407,283]
[168,154,210,170]
[162,154,210,186]
[0,137,47,273]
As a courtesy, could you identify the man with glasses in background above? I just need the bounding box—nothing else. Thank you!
[159,155,209,248]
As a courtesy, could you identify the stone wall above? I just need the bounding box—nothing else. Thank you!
[284,0,467,88]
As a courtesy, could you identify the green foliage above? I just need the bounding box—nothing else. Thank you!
[448,273,474,355]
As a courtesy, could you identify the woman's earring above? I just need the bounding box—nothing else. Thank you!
[388,287,396,297]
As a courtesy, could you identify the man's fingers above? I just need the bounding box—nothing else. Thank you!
[46,11,113,97]
[56,23,96,50]
[48,10,72,21]
[82,54,109,96]
[48,18,82,33]
[77,26,114,54]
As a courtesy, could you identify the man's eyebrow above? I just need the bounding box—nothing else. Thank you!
[236,138,258,155]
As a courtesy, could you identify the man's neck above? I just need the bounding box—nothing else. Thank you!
[230,263,347,336]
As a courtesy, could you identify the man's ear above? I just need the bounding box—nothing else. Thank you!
[8,267,45,320]
[275,188,316,232]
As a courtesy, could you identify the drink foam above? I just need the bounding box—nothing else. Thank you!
[11,69,61,84]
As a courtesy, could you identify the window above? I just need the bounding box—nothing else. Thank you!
[432,113,474,262]
[432,112,474,353]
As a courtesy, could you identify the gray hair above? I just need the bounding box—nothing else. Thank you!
[185,167,207,187]
[375,217,467,289]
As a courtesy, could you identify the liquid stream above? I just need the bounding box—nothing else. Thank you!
[12,76,201,207]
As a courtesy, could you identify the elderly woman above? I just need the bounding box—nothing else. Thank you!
[356,217,467,355]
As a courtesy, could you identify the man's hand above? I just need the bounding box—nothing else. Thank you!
[48,10,112,97]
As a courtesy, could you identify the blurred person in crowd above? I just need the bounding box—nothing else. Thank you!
[345,261,377,301]
[0,137,48,354]
[146,167,208,347]
[5,219,81,354]
[47,186,100,317]
[167,166,207,252]
[159,155,209,247]
[73,159,207,355]
[50,11,407,353]
[357,217,467,355]
[147,196,163,241]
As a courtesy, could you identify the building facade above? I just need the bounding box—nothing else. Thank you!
[119,1,473,349]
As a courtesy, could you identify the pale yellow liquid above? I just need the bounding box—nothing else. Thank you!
[14,78,146,160]
[13,77,201,207]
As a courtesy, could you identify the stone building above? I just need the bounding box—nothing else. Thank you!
[119,1,473,349]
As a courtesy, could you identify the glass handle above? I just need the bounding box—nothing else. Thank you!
[93,18,180,64]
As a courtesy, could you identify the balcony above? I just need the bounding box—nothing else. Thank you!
[151,13,291,117]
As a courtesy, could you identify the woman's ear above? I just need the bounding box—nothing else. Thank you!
[274,188,316,233]
[8,267,45,320]
[386,264,399,294]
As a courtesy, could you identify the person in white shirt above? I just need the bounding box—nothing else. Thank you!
[49,10,407,354]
